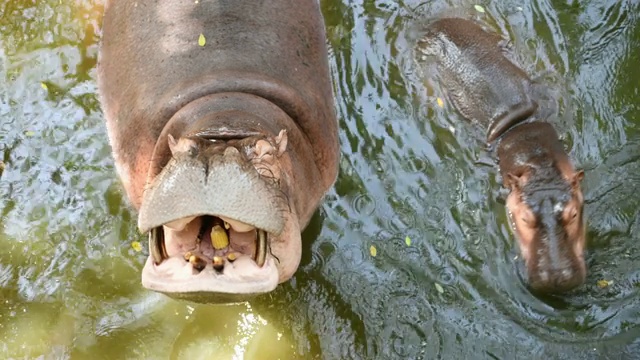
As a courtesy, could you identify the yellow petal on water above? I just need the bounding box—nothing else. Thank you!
[405,236,411,246]
[435,283,444,293]
[474,4,486,13]
[40,82,48,91]
[597,279,613,288]
[24,131,35,137]
[131,241,142,252]
[198,33,206,47]
[436,97,444,108]
[370,245,377,257]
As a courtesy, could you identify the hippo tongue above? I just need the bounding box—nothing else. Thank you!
[138,146,285,235]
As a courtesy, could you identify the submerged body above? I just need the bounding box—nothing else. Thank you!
[416,18,538,142]
[97,0,339,303]
[416,18,586,293]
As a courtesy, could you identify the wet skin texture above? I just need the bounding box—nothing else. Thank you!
[416,18,538,142]
[416,18,586,293]
[97,0,339,303]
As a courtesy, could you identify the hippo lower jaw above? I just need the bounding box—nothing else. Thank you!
[140,217,287,303]
[140,211,301,304]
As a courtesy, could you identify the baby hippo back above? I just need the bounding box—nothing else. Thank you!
[416,18,537,142]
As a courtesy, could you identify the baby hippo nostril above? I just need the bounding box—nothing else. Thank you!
[531,267,584,293]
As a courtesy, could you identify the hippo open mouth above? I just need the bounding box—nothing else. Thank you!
[136,134,295,303]
[142,215,278,303]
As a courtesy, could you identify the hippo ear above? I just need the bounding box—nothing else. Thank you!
[571,170,585,187]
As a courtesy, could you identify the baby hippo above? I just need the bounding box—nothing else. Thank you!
[416,18,586,293]
[498,122,585,292]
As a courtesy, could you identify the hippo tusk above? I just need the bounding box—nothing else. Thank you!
[148,227,168,265]
[255,230,268,267]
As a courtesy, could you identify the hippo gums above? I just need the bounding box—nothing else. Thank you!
[97,0,339,303]
[416,18,586,293]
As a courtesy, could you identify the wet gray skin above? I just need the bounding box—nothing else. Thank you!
[416,18,586,293]
[416,17,538,142]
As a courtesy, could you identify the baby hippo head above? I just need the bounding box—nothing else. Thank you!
[505,166,586,293]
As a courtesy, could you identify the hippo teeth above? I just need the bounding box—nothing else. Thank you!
[215,216,268,267]
[152,216,269,269]
[149,227,168,264]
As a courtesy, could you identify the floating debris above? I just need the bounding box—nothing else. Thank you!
[597,279,613,288]
[436,97,444,108]
[370,245,377,257]
[435,283,444,294]
[131,241,142,252]
[474,5,486,13]
[198,33,206,47]
[40,82,48,91]
[405,236,411,246]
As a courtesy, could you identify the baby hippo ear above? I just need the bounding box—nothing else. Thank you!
[571,170,585,188]
[504,172,526,192]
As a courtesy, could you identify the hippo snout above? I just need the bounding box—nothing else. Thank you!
[529,264,586,293]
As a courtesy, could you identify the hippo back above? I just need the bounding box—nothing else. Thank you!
[416,18,538,142]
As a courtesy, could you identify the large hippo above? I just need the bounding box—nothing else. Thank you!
[97,0,339,303]
[416,18,586,293]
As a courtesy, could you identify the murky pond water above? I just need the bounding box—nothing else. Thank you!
[1,0,639,358]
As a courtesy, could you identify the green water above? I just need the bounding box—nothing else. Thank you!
[1,0,639,358]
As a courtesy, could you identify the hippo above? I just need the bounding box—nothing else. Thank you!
[416,18,586,293]
[97,0,339,303]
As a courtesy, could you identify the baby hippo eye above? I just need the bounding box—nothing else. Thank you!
[520,208,535,226]
[563,204,578,222]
